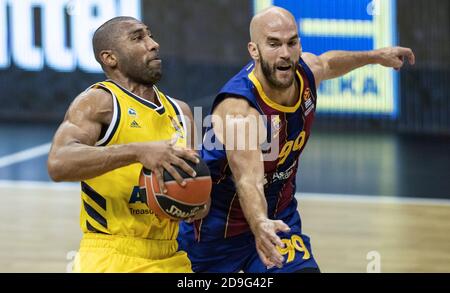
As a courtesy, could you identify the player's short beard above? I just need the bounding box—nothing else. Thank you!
[118,51,162,85]
[258,47,296,89]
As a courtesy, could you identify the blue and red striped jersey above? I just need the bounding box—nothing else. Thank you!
[191,58,317,242]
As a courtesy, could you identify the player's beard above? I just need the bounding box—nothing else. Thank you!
[259,49,296,89]
[119,53,162,85]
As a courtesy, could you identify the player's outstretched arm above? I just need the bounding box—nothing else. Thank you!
[302,46,416,85]
[47,88,199,191]
[213,98,290,268]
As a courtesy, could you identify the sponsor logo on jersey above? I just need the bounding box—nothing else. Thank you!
[130,120,141,128]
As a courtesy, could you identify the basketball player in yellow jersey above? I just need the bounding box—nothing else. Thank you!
[47,17,207,273]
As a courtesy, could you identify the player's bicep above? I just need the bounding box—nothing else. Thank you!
[212,98,266,148]
[214,98,266,186]
[51,115,101,149]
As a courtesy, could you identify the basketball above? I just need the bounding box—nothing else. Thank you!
[139,158,212,220]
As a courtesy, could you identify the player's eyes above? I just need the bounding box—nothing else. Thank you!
[132,34,145,41]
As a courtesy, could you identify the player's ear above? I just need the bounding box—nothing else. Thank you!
[248,42,259,61]
[100,50,117,68]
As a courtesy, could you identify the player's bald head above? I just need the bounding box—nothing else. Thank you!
[250,6,298,43]
[92,16,140,65]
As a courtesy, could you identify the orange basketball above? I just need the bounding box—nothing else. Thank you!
[139,158,212,220]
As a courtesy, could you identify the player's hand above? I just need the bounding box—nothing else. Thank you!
[252,218,291,269]
[135,139,199,193]
[372,46,415,70]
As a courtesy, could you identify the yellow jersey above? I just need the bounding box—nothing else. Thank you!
[80,80,187,241]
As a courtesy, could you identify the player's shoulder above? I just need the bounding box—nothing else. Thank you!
[67,86,113,122]
[301,52,324,85]
[301,52,322,71]
[170,98,193,118]
[171,98,190,112]
[74,86,112,106]
[214,96,258,117]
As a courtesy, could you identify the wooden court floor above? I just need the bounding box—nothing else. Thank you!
[1,184,450,273]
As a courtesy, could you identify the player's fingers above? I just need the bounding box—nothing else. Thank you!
[267,231,284,248]
[172,156,197,178]
[162,162,186,187]
[392,58,403,70]
[174,148,200,164]
[273,220,291,233]
[268,248,284,268]
[257,238,273,258]
[153,168,167,194]
[261,237,284,267]
[397,47,415,66]
[406,49,416,65]
[256,243,275,268]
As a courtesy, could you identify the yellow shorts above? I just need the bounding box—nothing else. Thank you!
[72,233,192,273]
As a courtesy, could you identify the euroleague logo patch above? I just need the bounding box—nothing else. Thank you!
[303,88,311,102]
[303,88,314,116]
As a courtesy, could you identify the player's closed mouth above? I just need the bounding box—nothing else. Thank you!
[148,58,162,64]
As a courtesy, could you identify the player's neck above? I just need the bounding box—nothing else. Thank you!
[254,68,298,107]
[107,74,158,105]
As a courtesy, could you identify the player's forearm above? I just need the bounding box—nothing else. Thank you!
[236,179,268,232]
[48,142,139,182]
[319,50,377,80]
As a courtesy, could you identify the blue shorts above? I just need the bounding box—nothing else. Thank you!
[178,212,319,273]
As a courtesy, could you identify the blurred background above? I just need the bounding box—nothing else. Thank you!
[0,0,449,273]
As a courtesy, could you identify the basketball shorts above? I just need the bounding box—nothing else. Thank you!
[178,211,319,273]
[72,233,192,273]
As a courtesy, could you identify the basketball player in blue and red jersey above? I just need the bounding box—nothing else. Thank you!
[178,6,415,272]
